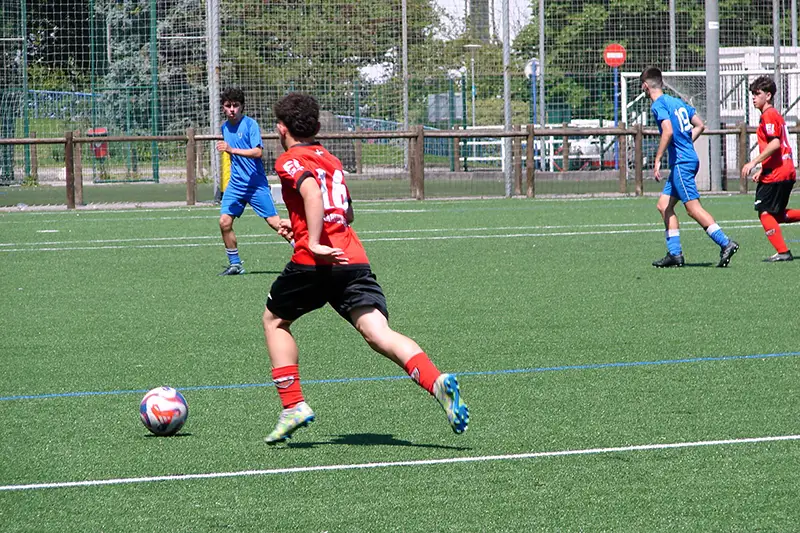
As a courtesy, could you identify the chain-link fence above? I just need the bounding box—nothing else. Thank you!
[1,0,797,202]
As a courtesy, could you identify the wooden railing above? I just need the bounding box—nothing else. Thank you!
[2,124,798,208]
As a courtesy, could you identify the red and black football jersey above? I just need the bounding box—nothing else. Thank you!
[275,143,369,266]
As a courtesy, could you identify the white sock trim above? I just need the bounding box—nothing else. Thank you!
[666,229,680,238]
[706,224,721,235]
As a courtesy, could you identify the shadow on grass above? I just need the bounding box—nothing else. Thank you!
[144,432,193,438]
[244,270,283,276]
[653,262,714,268]
[284,432,470,451]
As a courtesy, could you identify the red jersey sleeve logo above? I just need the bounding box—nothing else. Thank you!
[282,158,305,179]
[765,123,776,136]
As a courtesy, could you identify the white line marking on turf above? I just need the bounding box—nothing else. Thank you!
[0,222,770,253]
[35,229,59,233]
[1,434,797,491]
[0,208,426,225]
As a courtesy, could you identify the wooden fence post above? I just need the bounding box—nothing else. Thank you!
[453,127,461,172]
[65,131,75,209]
[526,124,535,198]
[186,127,196,206]
[738,122,748,194]
[618,123,627,194]
[29,132,38,185]
[412,125,425,200]
[73,130,83,205]
[634,123,643,196]
[513,124,522,195]
[74,131,83,204]
[355,126,363,175]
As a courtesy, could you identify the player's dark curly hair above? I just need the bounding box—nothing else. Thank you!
[640,66,663,88]
[220,87,245,106]
[273,93,320,138]
[749,76,776,101]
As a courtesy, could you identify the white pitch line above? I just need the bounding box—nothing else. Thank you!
[1,434,797,492]
[0,208,426,225]
[0,222,769,253]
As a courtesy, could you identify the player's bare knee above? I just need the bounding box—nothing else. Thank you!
[219,214,233,231]
[354,320,391,353]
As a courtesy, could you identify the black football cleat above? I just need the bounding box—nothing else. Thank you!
[218,264,246,276]
[717,240,739,267]
[652,253,685,268]
[763,251,793,262]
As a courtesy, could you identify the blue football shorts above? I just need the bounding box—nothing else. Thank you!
[662,161,701,203]
[220,185,278,219]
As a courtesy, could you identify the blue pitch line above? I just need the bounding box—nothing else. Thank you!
[2,351,799,402]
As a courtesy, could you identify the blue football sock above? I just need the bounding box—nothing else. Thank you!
[706,223,730,248]
[665,229,682,256]
[226,248,241,265]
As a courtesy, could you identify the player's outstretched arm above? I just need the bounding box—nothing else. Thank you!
[216,141,263,160]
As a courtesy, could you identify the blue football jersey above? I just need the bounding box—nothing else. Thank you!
[221,115,269,191]
[650,94,699,166]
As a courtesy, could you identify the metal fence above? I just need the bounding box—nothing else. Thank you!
[1,0,798,197]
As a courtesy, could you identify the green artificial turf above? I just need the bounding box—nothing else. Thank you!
[1,196,799,532]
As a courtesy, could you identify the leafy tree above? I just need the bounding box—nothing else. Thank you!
[512,0,790,121]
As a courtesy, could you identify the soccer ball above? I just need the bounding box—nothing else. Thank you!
[139,386,188,436]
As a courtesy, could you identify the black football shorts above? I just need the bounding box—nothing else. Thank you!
[754,180,796,214]
[266,262,388,324]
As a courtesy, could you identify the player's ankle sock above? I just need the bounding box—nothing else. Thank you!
[705,223,730,248]
[665,229,682,256]
[226,248,241,265]
[782,209,800,223]
[759,212,789,253]
[272,364,304,409]
[403,352,440,394]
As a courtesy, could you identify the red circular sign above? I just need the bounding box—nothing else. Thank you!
[603,44,627,68]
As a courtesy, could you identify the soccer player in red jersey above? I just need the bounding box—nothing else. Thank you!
[261,93,469,444]
[742,76,800,262]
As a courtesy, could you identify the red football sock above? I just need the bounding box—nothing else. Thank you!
[272,364,304,409]
[403,352,441,394]
[782,209,800,223]
[759,212,789,253]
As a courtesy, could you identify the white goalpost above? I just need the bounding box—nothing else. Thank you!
[621,59,800,187]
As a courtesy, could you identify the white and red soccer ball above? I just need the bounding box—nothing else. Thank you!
[139,386,188,436]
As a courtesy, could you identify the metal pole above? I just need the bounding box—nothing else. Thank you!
[614,67,619,170]
[470,53,477,127]
[706,0,722,190]
[21,0,30,177]
[793,0,798,47]
[774,0,782,107]
[149,0,160,182]
[461,78,468,171]
[531,69,538,170]
[207,0,221,201]
[449,78,456,172]
[669,0,677,71]
[502,0,511,197]
[538,0,546,167]
[402,0,409,170]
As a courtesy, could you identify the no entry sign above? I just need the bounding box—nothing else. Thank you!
[603,44,626,68]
